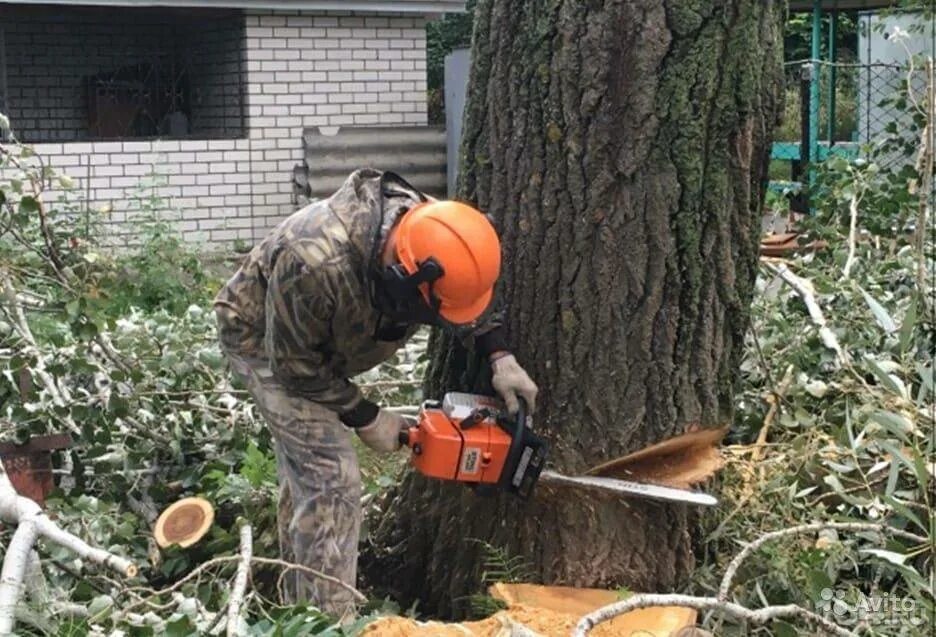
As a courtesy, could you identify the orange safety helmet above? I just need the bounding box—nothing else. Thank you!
[389,200,501,325]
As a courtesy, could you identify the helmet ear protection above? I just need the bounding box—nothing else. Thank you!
[378,256,446,322]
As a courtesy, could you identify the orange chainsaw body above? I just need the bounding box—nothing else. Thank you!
[401,393,548,498]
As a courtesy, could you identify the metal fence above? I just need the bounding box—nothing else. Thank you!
[772,59,912,179]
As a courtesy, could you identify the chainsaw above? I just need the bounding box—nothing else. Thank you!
[398,393,548,499]
[399,392,718,506]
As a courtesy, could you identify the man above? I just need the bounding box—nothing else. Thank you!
[213,169,537,619]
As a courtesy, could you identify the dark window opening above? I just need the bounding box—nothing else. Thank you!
[0,4,247,142]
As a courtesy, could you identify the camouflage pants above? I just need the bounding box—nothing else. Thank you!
[227,355,362,620]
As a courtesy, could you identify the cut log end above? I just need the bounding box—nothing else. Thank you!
[154,497,214,549]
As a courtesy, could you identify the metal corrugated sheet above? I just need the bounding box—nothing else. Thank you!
[0,0,466,11]
[300,126,447,199]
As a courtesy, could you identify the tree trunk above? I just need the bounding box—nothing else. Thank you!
[362,0,782,618]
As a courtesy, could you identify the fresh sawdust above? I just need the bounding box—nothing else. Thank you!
[358,604,622,637]
[360,584,697,637]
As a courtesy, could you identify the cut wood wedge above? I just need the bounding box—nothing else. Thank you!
[491,583,697,637]
[586,425,729,489]
[361,583,698,636]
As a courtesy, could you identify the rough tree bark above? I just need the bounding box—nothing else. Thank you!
[362,0,783,617]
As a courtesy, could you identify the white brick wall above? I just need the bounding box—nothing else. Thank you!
[2,8,430,247]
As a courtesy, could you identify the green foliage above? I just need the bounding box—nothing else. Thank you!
[0,127,372,634]
[693,140,933,637]
[783,12,858,63]
[425,1,475,123]
[461,540,531,620]
[426,2,475,91]
[104,174,218,315]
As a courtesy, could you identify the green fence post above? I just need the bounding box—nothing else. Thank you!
[810,0,822,167]
[827,9,838,143]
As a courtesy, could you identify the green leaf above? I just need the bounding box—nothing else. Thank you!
[883,442,928,500]
[861,548,908,566]
[899,297,917,353]
[65,299,81,319]
[864,356,906,397]
[886,457,900,496]
[771,620,799,637]
[859,287,897,333]
[823,474,869,506]
[869,411,912,442]
[164,615,196,637]
[916,364,933,404]
[881,495,929,533]
[18,195,38,213]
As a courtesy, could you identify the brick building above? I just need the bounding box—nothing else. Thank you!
[0,0,464,245]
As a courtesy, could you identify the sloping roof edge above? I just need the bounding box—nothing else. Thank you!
[0,0,467,13]
[787,1,900,10]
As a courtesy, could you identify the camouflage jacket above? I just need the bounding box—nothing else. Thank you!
[213,169,506,427]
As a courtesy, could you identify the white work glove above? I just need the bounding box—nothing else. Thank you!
[490,353,538,415]
[356,409,415,453]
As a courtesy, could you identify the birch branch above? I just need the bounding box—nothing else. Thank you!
[765,263,848,365]
[0,460,136,635]
[572,594,854,637]
[0,519,39,634]
[0,275,80,434]
[717,522,927,601]
[121,553,365,617]
[226,523,252,637]
[573,522,927,637]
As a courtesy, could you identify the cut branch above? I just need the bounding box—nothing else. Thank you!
[0,459,137,635]
[764,262,848,364]
[574,521,927,637]
[120,553,365,617]
[841,192,861,280]
[0,275,80,434]
[0,520,39,633]
[572,594,854,637]
[717,521,926,601]
[751,364,794,462]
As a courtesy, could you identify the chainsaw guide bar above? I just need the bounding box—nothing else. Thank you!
[539,470,718,506]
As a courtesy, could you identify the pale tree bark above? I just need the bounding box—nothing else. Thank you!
[363,0,783,617]
[0,459,136,635]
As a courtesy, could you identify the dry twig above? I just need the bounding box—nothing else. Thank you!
[751,364,794,462]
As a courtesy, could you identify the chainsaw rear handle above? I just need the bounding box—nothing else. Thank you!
[496,396,528,490]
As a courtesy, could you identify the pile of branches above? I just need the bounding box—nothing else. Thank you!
[0,126,416,635]
[683,55,935,637]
